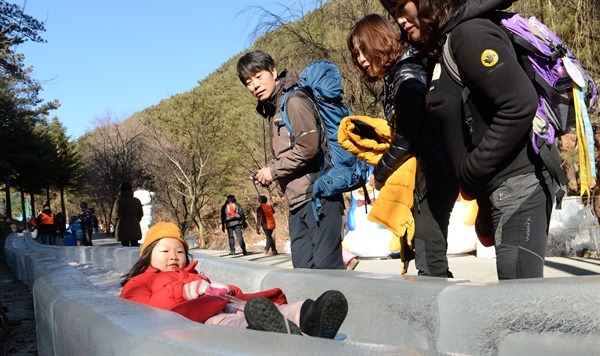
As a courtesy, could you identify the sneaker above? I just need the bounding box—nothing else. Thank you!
[264,249,269,255]
[269,250,278,255]
[300,290,348,339]
[245,297,302,335]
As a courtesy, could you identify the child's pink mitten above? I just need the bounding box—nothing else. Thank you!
[182,280,210,300]
[206,282,231,296]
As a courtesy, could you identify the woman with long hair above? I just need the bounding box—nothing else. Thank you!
[347,13,458,277]
[379,0,558,279]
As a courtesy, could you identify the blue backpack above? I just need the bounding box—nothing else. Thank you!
[280,60,369,221]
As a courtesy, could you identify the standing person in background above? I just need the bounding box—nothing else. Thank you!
[221,195,248,256]
[36,204,56,245]
[68,215,84,246]
[346,14,458,277]
[112,182,144,247]
[236,51,345,269]
[379,0,558,279]
[55,212,66,240]
[256,195,277,255]
[79,202,95,246]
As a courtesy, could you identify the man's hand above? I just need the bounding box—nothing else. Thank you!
[256,166,273,187]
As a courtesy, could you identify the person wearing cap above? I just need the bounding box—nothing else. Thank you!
[112,182,144,247]
[120,222,349,338]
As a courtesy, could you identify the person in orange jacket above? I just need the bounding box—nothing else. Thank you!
[35,204,56,245]
[120,222,348,338]
[256,195,277,255]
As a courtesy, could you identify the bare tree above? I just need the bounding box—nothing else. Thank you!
[140,92,230,247]
[78,112,152,231]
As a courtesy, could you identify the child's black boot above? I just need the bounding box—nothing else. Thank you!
[299,290,348,339]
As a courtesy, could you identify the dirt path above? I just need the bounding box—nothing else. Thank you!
[0,238,37,355]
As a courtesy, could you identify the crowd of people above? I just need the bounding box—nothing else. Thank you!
[235,0,560,280]
[32,182,144,248]
[27,0,570,339]
[33,201,99,246]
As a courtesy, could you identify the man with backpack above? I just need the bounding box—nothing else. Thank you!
[220,194,248,255]
[236,51,345,269]
[78,201,95,246]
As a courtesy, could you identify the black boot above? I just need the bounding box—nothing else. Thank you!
[245,297,302,335]
[242,246,247,256]
[299,290,348,339]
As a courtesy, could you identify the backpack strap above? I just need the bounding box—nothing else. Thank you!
[279,89,296,146]
[441,34,475,133]
[537,136,568,209]
[279,86,330,169]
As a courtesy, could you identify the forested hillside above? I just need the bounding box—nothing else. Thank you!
[78,0,599,245]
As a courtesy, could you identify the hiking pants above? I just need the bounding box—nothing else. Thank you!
[82,227,93,246]
[485,170,555,279]
[121,240,140,247]
[413,174,458,277]
[40,233,56,245]
[261,224,276,252]
[227,225,246,252]
[288,196,345,270]
[204,301,303,328]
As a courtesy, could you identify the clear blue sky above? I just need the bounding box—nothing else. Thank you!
[10,0,310,139]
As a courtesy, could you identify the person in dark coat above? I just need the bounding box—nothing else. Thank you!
[379,0,559,279]
[347,14,458,277]
[112,182,144,247]
[55,212,66,239]
[78,202,95,246]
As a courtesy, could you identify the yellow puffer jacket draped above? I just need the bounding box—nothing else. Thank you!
[339,116,417,271]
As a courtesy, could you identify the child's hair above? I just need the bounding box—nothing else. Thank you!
[236,50,276,84]
[347,13,405,82]
[120,239,191,287]
[259,195,268,204]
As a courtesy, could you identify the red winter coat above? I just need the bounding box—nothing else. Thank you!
[120,260,287,323]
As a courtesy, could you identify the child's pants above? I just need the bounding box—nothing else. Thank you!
[204,301,303,328]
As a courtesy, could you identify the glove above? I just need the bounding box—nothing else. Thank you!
[182,280,231,300]
[221,224,225,233]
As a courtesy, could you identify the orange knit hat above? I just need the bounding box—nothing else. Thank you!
[140,222,189,256]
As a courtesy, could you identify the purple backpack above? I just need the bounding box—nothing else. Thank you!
[443,11,598,204]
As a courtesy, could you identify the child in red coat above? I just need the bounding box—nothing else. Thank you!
[120,222,348,337]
